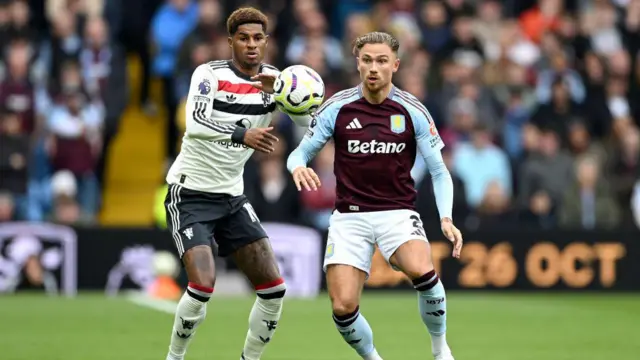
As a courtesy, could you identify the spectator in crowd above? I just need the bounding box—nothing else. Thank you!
[472,180,513,229]
[301,142,336,230]
[111,0,162,112]
[453,123,511,209]
[47,169,93,225]
[532,76,583,146]
[80,16,127,190]
[566,119,607,167]
[472,0,502,61]
[560,155,621,229]
[438,12,485,64]
[536,50,586,104]
[419,0,452,55]
[519,0,562,44]
[175,0,223,77]
[286,10,343,69]
[47,10,83,87]
[519,130,573,227]
[46,0,104,23]
[151,0,198,162]
[250,150,301,224]
[46,88,103,219]
[0,191,15,222]
[341,13,373,69]
[0,110,37,220]
[0,40,39,134]
[608,126,640,222]
[502,89,532,162]
[7,0,36,45]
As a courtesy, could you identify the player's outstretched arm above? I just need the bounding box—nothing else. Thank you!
[424,151,462,257]
[286,110,335,191]
[250,70,314,127]
[286,131,324,191]
[185,64,278,153]
[406,95,463,257]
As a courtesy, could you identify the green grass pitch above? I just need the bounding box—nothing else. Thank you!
[0,292,638,359]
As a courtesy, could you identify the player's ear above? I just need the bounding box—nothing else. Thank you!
[227,36,233,49]
[393,58,400,73]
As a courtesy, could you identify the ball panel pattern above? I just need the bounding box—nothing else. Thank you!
[274,65,325,116]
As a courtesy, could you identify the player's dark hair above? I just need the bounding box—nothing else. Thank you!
[226,7,268,35]
[352,32,400,56]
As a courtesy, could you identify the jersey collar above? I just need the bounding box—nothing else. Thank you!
[357,83,397,99]
[227,59,265,81]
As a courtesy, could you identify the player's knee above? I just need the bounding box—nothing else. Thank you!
[191,273,216,289]
[405,266,435,282]
[412,269,441,292]
[256,277,286,301]
[400,257,435,281]
[330,295,360,316]
[183,246,216,288]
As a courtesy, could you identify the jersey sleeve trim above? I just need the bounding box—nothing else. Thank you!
[191,101,235,134]
[316,87,359,116]
[395,90,435,125]
[260,63,280,73]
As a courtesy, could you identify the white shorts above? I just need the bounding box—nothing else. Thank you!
[323,209,428,275]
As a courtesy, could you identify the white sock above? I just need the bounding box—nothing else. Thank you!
[240,278,286,360]
[431,333,450,356]
[363,347,383,360]
[166,282,213,360]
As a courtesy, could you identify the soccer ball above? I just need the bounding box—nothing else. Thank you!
[273,65,325,115]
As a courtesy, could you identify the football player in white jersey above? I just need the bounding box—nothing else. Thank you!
[162,7,309,360]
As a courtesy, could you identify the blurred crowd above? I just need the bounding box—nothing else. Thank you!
[1,0,640,231]
[0,0,127,225]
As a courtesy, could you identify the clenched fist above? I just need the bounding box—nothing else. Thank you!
[292,166,322,191]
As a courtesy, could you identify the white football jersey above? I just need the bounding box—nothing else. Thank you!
[166,60,280,195]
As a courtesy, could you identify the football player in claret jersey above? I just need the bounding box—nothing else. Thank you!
[287,32,464,360]
[163,7,312,360]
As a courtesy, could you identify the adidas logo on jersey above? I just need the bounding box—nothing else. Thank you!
[346,118,363,129]
[347,140,406,154]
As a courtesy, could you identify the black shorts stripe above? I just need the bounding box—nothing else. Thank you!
[213,100,277,116]
[167,184,184,256]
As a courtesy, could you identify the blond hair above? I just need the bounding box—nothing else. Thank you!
[352,31,400,56]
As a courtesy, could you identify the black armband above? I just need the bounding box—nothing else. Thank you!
[231,126,247,144]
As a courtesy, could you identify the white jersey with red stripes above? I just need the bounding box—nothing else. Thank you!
[166,60,280,195]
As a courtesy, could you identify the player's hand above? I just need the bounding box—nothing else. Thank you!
[243,127,279,153]
[441,218,463,258]
[250,73,277,94]
[292,166,321,191]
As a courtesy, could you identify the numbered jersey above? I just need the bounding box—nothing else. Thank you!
[167,60,279,196]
